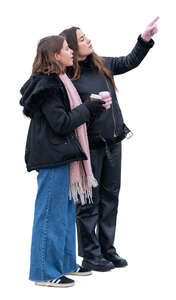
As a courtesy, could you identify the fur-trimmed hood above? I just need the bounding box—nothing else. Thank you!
[20,72,63,118]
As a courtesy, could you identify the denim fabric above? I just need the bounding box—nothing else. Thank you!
[29,165,79,281]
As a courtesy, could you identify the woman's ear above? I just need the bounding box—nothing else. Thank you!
[54,53,60,61]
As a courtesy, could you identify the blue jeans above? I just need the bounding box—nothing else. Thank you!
[29,165,79,281]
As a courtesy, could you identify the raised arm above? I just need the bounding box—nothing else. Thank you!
[104,17,159,75]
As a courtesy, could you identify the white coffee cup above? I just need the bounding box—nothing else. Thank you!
[90,93,102,101]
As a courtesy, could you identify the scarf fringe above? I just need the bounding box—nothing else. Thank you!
[69,175,98,205]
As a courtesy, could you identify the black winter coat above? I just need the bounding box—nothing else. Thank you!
[20,73,91,172]
[68,35,154,148]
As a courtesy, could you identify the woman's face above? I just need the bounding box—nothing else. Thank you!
[55,40,73,67]
[76,29,93,60]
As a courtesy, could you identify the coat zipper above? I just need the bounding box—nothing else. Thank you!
[104,76,118,137]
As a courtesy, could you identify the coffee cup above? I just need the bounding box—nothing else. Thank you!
[90,93,102,101]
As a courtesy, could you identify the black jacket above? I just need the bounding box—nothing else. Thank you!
[20,73,92,172]
[67,35,154,148]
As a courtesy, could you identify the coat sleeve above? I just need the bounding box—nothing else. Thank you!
[40,89,91,136]
[105,35,154,75]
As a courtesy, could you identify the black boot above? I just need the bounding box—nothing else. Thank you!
[103,253,128,268]
[82,256,115,272]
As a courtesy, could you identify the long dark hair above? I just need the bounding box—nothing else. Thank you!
[32,35,65,75]
[60,27,117,90]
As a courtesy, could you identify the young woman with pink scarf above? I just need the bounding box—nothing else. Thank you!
[20,35,105,287]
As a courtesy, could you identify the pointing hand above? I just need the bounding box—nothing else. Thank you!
[141,16,159,41]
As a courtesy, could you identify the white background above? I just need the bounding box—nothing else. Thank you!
[1,0,176,299]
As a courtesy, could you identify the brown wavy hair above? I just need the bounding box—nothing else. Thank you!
[32,35,65,75]
[60,27,117,90]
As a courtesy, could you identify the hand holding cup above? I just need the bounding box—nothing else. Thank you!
[99,91,112,109]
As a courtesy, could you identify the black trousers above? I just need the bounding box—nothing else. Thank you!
[76,142,122,259]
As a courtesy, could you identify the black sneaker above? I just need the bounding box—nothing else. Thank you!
[82,256,115,272]
[35,276,75,288]
[69,266,92,276]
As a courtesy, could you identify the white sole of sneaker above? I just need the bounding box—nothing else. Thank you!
[68,271,92,276]
[35,281,75,288]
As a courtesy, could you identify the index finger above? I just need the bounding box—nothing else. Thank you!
[149,16,160,26]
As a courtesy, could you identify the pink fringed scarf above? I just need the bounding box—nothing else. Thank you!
[59,74,98,205]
